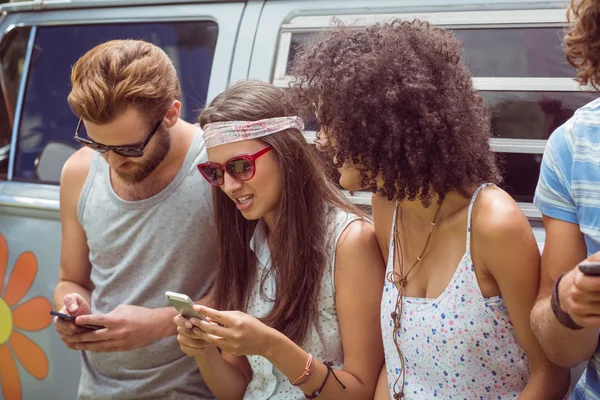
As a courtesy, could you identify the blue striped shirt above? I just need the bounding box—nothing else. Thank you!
[534,97,600,399]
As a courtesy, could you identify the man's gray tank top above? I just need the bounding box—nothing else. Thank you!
[76,127,218,399]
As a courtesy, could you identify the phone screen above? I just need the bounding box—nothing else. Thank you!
[50,310,76,322]
[49,311,106,330]
[165,292,206,321]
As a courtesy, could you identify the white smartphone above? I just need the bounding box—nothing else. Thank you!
[165,291,206,321]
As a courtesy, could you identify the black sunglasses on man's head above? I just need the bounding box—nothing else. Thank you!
[73,119,162,158]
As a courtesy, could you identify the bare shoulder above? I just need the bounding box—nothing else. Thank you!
[470,186,539,280]
[60,147,94,207]
[60,147,93,189]
[470,185,531,243]
[336,218,382,267]
[334,217,385,283]
[337,218,377,250]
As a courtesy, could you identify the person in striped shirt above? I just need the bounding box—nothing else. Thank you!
[531,0,600,398]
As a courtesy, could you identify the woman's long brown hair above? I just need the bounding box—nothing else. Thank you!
[198,80,361,344]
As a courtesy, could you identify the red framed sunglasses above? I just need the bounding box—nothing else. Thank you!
[197,146,272,186]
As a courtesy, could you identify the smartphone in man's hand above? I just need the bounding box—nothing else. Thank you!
[50,310,106,330]
[579,261,600,276]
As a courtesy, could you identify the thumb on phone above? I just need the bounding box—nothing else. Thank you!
[63,293,91,316]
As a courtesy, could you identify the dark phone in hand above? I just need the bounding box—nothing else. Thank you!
[578,261,600,276]
[50,311,106,330]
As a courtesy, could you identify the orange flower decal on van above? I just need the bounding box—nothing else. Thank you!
[0,234,52,400]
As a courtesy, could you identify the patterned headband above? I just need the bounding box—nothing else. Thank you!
[202,116,304,149]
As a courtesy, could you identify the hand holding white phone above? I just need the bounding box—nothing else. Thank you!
[165,291,207,321]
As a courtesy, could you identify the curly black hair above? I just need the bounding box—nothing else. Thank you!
[290,20,501,206]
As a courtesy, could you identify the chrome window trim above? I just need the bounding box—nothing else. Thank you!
[2,23,22,39]
[489,139,547,154]
[0,181,60,212]
[472,78,591,92]
[340,191,542,219]
[0,23,30,59]
[342,190,371,206]
[0,59,10,124]
[282,9,567,31]
[0,193,59,211]
[0,0,241,13]
[303,132,548,154]
[519,202,543,220]
[0,15,220,28]
[7,25,36,181]
[272,31,292,90]
[274,77,592,92]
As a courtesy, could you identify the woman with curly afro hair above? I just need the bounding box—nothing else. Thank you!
[290,20,568,399]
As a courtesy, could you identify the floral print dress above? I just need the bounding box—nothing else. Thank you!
[381,184,530,399]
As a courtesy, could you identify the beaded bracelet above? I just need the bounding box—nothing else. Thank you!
[304,361,346,399]
[291,354,315,386]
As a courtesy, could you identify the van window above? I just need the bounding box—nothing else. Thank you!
[13,21,218,183]
[497,152,542,204]
[484,91,597,140]
[285,28,574,78]
[453,28,573,78]
[287,32,314,74]
[0,27,31,180]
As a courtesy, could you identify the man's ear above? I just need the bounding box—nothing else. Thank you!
[165,100,181,127]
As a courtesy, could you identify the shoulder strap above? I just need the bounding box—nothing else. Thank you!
[465,183,495,252]
[76,151,100,224]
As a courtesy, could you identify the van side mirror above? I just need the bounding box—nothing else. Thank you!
[35,141,77,183]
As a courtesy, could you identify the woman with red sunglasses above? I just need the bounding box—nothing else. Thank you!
[173,80,385,400]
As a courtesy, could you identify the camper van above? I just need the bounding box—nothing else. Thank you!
[0,0,588,398]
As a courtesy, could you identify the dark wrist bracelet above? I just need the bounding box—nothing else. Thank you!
[551,272,584,330]
[304,361,346,399]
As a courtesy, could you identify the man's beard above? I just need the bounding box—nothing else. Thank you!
[115,129,171,184]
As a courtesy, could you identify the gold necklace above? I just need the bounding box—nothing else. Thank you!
[386,198,444,399]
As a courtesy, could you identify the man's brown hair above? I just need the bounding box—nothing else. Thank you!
[67,39,181,124]
[565,0,600,89]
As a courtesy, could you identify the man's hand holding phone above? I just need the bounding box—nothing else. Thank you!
[558,252,600,328]
[54,293,169,353]
[53,293,94,350]
[64,304,166,353]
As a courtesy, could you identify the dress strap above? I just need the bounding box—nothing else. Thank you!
[390,200,398,250]
[465,183,495,252]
